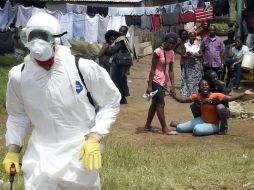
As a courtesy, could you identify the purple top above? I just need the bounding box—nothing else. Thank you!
[200,36,225,68]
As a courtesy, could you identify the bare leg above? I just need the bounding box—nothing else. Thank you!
[145,100,156,128]
[155,103,169,132]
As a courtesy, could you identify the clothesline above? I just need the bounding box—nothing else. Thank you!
[66,0,198,16]
[0,0,229,45]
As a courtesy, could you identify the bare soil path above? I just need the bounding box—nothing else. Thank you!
[111,55,254,149]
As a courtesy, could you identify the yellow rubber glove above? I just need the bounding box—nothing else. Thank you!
[79,139,101,170]
[2,152,20,175]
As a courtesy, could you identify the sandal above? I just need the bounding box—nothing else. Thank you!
[163,130,178,135]
[145,127,160,133]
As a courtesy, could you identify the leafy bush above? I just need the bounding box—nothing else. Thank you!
[0,54,23,67]
[213,22,231,32]
[0,67,9,113]
[0,54,23,113]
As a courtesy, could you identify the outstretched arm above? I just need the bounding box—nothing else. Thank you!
[223,89,254,102]
[171,93,193,103]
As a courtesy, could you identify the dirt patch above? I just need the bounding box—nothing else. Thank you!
[110,55,254,149]
[0,55,253,149]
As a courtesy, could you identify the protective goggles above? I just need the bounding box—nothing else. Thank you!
[19,27,67,46]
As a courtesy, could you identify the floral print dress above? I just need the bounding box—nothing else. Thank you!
[180,41,202,97]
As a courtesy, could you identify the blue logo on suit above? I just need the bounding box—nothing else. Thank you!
[76,81,83,94]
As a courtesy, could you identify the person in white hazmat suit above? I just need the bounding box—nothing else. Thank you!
[2,12,121,190]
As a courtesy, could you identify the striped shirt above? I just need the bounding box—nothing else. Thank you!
[200,36,225,68]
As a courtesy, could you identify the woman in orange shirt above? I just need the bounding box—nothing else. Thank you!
[171,79,253,136]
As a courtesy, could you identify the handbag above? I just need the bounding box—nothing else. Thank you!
[113,51,133,66]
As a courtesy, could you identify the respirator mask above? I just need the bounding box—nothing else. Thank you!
[28,38,54,62]
[20,28,55,61]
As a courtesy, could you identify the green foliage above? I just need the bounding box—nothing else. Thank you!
[213,22,232,32]
[0,54,23,67]
[0,67,10,114]
[0,54,23,113]
[196,22,232,33]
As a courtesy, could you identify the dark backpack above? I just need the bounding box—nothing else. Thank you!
[74,56,95,107]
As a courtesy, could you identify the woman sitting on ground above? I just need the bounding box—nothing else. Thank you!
[171,79,253,136]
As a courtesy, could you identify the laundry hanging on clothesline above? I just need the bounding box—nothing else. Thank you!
[0,0,230,44]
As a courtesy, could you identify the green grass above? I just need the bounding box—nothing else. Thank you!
[0,67,10,114]
[0,137,253,190]
[101,138,254,190]
[0,54,23,67]
[0,54,23,114]
[0,51,253,189]
[1,137,253,190]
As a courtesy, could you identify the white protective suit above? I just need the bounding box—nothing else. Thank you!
[5,45,121,190]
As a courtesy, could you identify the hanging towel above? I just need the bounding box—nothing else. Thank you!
[151,14,161,30]
[32,7,46,15]
[0,30,14,55]
[97,7,108,17]
[15,5,32,28]
[132,7,146,15]
[132,16,141,26]
[213,0,229,16]
[98,15,109,43]
[125,16,133,26]
[163,5,172,13]
[141,15,152,30]
[66,3,76,13]
[7,3,18,29]
[0,1,9,30]
[72,13,85,40]
[108,7,119,16]
[84,14,99,43]
[179,10,196,24]
[161,12,179,26]
[146,6,160,15]
[118,7,134,16]
[66,3,88,14]
[76,5,87,14]
[87,6,98,16]
[107,16,127,32]
[58,12,73,39]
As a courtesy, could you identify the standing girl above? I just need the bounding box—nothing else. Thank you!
[144,32,177,135]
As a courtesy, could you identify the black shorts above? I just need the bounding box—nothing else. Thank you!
[152,81,165,105]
